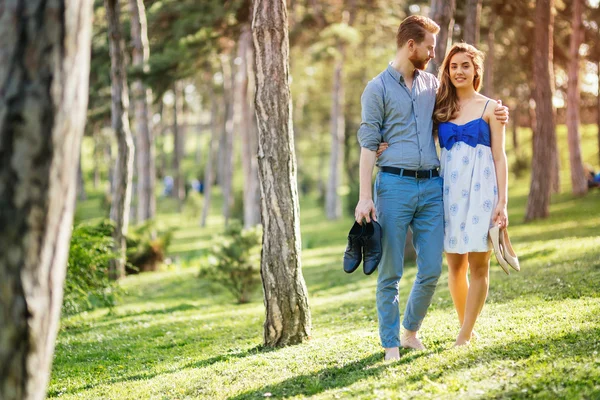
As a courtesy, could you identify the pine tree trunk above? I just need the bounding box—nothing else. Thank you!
[238,25,261,228]
[0,1,93,398]
[482,11,495,97]
[428,0,456,75]
[77,155,87,201]
[220,54,235,225]
[129,0,156,222]
[201,81,218,227]
[512,105,520,154]
[106,0,135,278]
[597,61,600,166]
[566,0,587,196]
[252,0,312,347]
[93,130,102,189]
[525,0,557,221]
[172,82,185,211]
[325,44,345,220]
[463,0,482,45]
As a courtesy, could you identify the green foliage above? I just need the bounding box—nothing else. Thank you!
[126,220,174,273]
[199,220,262,304]
[63,220,119,315]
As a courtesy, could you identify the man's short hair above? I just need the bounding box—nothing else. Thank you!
[396,15,440,48]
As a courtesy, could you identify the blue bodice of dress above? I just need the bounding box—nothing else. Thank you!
[438,118,491,150]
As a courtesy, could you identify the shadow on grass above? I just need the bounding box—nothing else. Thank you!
[47,344,276,398]
[403,325,600,396]
[227,351,425,400]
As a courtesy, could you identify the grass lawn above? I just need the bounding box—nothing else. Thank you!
[48,126,600,399]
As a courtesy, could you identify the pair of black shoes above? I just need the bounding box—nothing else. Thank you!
[343,220,382,275]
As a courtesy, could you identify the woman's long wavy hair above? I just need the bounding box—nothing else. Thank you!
[433,43,485,123]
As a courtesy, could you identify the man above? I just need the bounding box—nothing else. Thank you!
[355,15,508,361]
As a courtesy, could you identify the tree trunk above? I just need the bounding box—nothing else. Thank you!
[325,44,345,220]
[238,25,261,228]
[566,0,587,196]
[512,104,519,154]
[525,0,557,221]
[201,81,218,227]
[252,0,312,347]
[172,82,185,211]
[0,1,93,398]
[77,155,87,201]
[428,0,456,75]
[463,0,482,45]
[482,11,495,97]
[129,0,156,222]
[93,131,102,189]
[598,61,600,166]
[106,0,135,278]
[221,54,235,225]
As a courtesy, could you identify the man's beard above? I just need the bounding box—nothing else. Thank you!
[410,56,429,70]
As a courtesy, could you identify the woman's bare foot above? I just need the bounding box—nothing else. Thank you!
[454,335,471,347]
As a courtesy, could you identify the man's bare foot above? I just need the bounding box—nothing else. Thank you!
[400,331,426,350]
[384,347,400,361]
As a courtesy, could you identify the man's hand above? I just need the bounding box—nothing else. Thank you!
[355,198,377,224]
[493,99,509,125]
[376,142,389,158]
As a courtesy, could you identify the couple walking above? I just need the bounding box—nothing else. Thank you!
[354,15,510,360]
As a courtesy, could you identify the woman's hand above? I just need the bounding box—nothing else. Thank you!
[492,203,508,229]
[376,142,389,158]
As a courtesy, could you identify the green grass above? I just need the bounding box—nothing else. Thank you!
[49,125,600,399]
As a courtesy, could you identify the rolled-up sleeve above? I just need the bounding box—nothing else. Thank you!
[357,80,384,151]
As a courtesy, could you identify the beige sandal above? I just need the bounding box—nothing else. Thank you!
[489,225,510,275]
[500,228,520,272]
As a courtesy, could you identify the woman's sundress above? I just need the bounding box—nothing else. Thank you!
[438,100,498,254]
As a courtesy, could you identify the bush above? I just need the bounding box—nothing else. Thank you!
[199,220,262,304]
[63,220,120,315]
[126,220,174,274]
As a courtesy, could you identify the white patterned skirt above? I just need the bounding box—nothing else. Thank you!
[440,142,498,254]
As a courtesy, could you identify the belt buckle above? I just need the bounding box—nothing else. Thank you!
[416,170,429,179]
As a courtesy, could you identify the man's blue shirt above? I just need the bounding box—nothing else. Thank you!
[357,64,440,170]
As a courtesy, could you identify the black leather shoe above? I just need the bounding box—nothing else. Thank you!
[362,221,382,275]
[343,222,364,273]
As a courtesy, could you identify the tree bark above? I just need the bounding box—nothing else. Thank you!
[598,61,600,166]
[463,0,482,45]
[482,10,495,97]
[512,104,519,154]
[201,81,218,227]
[172,82,185,211]
[106,0,135,278]
[566,0,587,196]
[325,43,345,220]
[220,54,235,225]
[129,0,156,222]
[525,0,558,221]
[252,0,311,347]
[427,0,456,76]
[0,1,93,398]
[77,154,87,201]
[237,25,261,228]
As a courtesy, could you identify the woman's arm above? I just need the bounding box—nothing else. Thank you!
[487,106,509,227]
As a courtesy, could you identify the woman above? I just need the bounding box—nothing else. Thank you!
[377,43,510,346]
[434,43,508,346]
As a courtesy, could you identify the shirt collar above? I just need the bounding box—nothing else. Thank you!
[386,63,420,84]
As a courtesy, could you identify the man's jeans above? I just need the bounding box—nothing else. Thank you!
[374,171,444,348]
